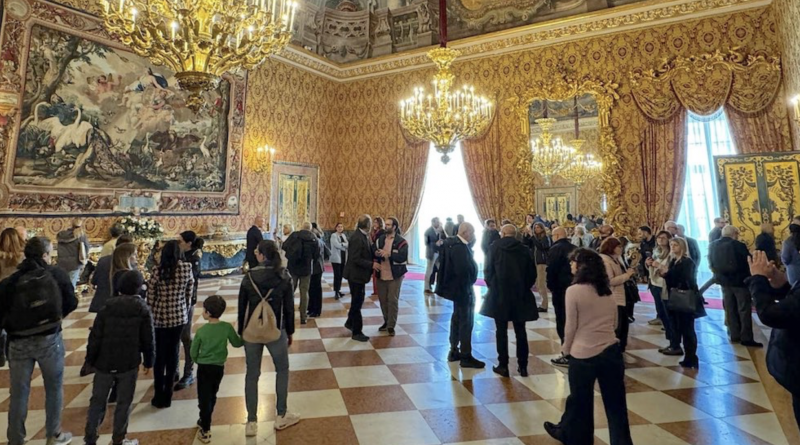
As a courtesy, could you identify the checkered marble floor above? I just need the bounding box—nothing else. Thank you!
[0,269,793,445]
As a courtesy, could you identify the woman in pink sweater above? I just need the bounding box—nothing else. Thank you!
[599,237,636,352]
[544,248,633,445]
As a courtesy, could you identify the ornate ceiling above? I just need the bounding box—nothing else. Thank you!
[294,0,652,63]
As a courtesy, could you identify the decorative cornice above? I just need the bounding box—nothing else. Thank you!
[46,0,771,82]
[275,0,772,82]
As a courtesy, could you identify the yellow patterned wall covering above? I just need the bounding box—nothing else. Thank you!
[774,0,800,147]
[0,59,339,239]
[332,6,788,228]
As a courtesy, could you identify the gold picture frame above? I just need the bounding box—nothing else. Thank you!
[509,69,625,233]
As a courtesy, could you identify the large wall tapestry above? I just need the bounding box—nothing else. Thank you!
[715,152,800,249]
[0,0,246,216]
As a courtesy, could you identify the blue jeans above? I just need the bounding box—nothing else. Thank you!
[68,269,82,290]
[244,330,289,421]
[651,286,673,344]
[7,332,65,445]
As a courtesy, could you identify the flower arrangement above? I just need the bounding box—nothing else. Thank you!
[118,216,164,239]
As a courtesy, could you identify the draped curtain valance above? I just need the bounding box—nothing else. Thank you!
[631,50,787,230]
[630,50,782,120]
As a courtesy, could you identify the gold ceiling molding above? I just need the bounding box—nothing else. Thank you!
[50,0,771,82]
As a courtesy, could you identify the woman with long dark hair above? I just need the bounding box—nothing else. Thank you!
[239,240,299,434]
[90,236,136,313]
[544,248,633,445]
[330,223,348,300]
[175,231,204,391]
[147,240,194,408]
[599,237,636,352]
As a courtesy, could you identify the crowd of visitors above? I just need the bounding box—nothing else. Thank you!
[1,207,798,445]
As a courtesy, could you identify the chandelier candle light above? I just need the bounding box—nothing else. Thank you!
[249,144,276,173]
[530,117,574,185]
[100,0,298,111]
[399,0,494,164]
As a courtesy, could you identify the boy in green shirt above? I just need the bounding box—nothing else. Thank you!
[191,295,243,443]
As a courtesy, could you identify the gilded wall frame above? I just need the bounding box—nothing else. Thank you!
[269,161,319,235]
[535,186,577,224]
[0,0,246,216]
[509,71,624,232]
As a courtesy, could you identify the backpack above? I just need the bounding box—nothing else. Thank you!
[242,273,281,344]
[710,240,737,275]
[4,267,63,336]
[283,236,302,265]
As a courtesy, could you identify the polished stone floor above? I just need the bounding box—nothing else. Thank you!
[1,268,796,445]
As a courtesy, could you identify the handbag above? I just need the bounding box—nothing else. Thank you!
[242,273,281,344]
[667,288,699,313]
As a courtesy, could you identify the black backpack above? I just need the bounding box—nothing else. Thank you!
[710,240,737,275]
[4,267,63,336]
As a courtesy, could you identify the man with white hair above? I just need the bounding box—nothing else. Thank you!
[708,225,762,348]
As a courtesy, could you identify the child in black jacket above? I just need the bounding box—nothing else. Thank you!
[84,270,155,445]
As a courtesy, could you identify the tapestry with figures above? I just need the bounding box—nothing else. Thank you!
[0,1,246,215]
[715,151,800,249]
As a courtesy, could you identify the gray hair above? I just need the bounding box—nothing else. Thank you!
[721,224,739,238]
[301,222,312,231]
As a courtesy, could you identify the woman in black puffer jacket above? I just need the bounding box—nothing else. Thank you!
[238,240,299,434]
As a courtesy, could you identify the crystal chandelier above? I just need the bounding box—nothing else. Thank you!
[530,117,574,185]
[561,140,602,188]
[398,0,493,164]
[100,0,298,111]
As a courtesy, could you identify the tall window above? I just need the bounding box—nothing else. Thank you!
[676,109,737,282]
[409,144,484,266]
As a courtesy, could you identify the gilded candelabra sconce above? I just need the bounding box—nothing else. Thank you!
[248,144,276,174]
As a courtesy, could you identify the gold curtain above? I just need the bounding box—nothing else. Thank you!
[394,137,429,235]
[725,98,792,154]
[462,112,504,223]
[639,111,688,230]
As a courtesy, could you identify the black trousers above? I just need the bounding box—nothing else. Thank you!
[552,288,567,344]
[669,310,698,364]
[615,306,629,352]
[495,320,528,368]
[449,292,476,357]
[347,282,366,335]
[154,325,184,405]
[332,262,345,293]
[308,273,323,316]
[197,364,224,432]
[560,344,633,445]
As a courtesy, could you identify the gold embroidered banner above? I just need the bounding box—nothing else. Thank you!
[716,151,800,248]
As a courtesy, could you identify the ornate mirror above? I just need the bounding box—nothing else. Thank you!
[511,72,625,232]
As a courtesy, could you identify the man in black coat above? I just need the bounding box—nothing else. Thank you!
[245,217,265,269]
[343,215,374,342]
[437,222,483,368]
[709,225,761,347]
[424,217,445,294]
[481,219,501,257]
[282,222,320,325]
[747,250,800,430]
[480,224,538,377]
[546,227,576,367]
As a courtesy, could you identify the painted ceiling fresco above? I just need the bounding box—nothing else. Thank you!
[292,0,650,63]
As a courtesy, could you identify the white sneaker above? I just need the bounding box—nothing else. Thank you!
[245,421,258,437]
[110,439,139,445]
[274,412,301,430]
[47,432,73,445]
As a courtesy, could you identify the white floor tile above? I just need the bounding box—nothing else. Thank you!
[402,381,479,410]
[334,365,398,388]
[625,367,706,390]
[596,424,690,445]
[286,389,348,419]
[625,391,712,423]
[484,401,564,436]
[722,413,789,445]
[351,410,440,445]
[377,347,436,365]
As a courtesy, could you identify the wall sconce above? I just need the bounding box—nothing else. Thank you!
[793,96,800,125]
[248,145,276,174]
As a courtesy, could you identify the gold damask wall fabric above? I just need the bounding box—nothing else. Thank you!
[774,0,800,148]
[333,7,784,228]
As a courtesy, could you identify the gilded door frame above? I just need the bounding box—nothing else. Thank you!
[509,70,625,233]
[269,161,319,233]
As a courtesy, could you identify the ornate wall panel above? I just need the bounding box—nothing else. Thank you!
[332,6,785,228]
[715,152,800,249]
[774,0,800,148]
